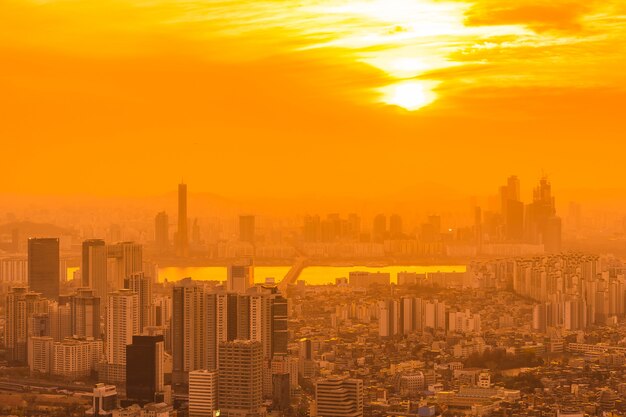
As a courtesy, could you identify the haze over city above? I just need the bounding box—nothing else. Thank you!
[2,1,626,417]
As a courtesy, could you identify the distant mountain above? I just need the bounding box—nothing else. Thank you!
[0,221,75,237]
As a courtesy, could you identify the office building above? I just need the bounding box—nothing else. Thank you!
[227,262,254,294]
[126,335,165,405]
[218,340,264,417]
[82,239,108,302]
[189,370,218,417]
[315,376,364,417]
[28,237,60,301]
[87,384,119,417]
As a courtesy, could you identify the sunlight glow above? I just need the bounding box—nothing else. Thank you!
[381,80,438,111]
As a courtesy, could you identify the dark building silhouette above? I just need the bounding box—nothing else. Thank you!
[154,211,169,252]
[501,175,524,241]
[389,214,403,239]
[239,214,256,244]
[126,335,165,405]
[271,291,288,356]
[525,177,562,251]
[373,214,386,242]
[28,238,60,301]
[176,183,188,257]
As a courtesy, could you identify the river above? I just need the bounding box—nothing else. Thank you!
[157,265,466,285]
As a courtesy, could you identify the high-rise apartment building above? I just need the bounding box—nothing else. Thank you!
[105,289,139,382]
[172,279,228,385]
[28,335,54,374]
[28,238,60,301]
[5,287,48,364]
[125,272,152,332]
[70,288,101,339]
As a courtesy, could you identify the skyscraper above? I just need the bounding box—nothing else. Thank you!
[270,291,288,357]
[525,177,561,250]
[239,215,256,244]
[218,340,264,417]
[82,239,108,302]
[189,370,218,417]
[155,211,169,252]
[107,241,143,292]
[177,183,189,257]
[70,288,101,339]
[125,272,152,332]
[172,279,227,385]
[126,335,165,406]
[28,237,60,301]
[5,287,48,364]
[105,289,139,382]
[315,376,364,417]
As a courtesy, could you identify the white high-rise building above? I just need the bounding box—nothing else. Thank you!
[105,289,139,381]
[53,337,102,379]
[189,370,218,417]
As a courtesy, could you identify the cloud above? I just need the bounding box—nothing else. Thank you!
[463,0,597,33]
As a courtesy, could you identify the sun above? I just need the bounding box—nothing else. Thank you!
[381,80,438,111]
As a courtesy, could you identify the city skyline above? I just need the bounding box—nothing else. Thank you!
[2,1,626,416]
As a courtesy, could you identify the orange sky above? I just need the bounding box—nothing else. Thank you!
[1,0,626,202]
